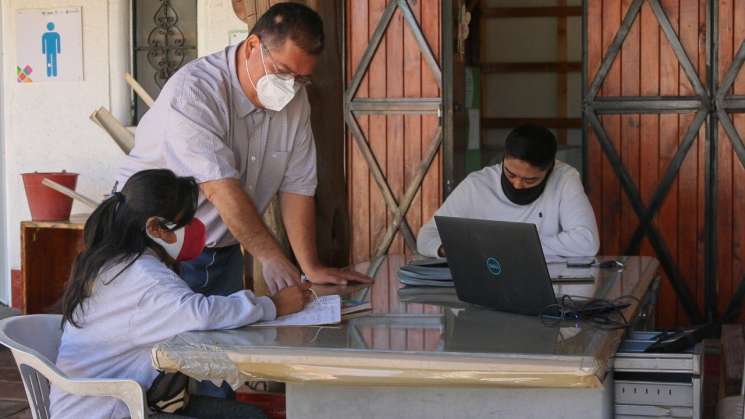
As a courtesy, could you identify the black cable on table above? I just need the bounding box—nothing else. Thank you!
[539,294,641,330]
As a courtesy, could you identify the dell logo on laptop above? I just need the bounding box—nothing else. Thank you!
[486,257,502,277]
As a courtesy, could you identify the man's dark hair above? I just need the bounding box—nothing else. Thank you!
[250,2,324,55]
[503,124,558,171]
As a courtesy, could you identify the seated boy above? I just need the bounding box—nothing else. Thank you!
[417,124,600,258]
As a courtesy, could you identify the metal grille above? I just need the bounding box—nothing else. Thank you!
[133,0,197,121]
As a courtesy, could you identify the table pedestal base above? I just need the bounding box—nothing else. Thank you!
[287,375,613,419]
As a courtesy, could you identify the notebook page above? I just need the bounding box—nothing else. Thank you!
[253,295,341,327]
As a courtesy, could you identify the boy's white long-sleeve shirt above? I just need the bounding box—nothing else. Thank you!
[49,251,276,419]
[417,160,600,258]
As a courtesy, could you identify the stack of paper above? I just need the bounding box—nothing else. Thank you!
[397,258,454,287]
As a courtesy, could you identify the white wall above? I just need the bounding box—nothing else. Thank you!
[1,0,131,304]
[0,0,257,305]
[197,0,252,57]
[480,0,584,172]
[108,0,131,123]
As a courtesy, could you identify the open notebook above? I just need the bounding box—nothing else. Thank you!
[253,294,341,327]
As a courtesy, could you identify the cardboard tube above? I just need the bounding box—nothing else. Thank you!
[90,107,134,154]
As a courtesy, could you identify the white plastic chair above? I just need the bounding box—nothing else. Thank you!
[0,314,147,419]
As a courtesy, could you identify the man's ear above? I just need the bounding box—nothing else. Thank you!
[245,34,261,52]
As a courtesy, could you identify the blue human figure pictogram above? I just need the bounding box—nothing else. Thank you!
[41,22,61,77]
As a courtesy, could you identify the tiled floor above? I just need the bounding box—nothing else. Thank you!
[0,305,31,419]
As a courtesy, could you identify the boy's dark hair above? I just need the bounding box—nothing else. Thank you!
[503,124,558,171]
[250,2,324,55]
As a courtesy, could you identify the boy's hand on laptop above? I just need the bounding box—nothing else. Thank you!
[270,282,313,317]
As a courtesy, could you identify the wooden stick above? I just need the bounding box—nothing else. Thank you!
[373,127,443,258]
[124,72,155,108]
[41,178,100,209]
[90,107,135,154]
[344,111,419,252]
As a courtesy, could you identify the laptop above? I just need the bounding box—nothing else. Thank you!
[434,216,559,316]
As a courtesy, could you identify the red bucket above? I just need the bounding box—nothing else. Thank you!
[21,171,79,221]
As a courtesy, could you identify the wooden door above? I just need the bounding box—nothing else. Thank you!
[586,0,745,326]
[345,0,444,274]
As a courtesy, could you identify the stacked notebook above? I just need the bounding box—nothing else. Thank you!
[397,258,454,287]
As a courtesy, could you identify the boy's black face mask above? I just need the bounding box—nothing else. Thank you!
[500,163,553,206]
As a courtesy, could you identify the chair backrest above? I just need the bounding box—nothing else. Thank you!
[0,315,63,419]
[1,314,62,361]
[0,314,148,419]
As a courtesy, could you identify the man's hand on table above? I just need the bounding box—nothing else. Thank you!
[303,266,374,286]
[259,252,373,293]
[201,179,305,295]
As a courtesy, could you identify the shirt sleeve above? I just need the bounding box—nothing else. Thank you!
[131,266,276,343]
[417,176,477,257]
[279,92,317,196]
[162,83,239,183]
[539,170,601,257]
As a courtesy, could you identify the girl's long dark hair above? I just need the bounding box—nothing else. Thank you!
[62,169,199,328]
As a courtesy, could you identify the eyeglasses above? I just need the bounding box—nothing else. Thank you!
[261,43,313,86]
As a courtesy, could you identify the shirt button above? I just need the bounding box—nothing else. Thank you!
[251,156,256,161]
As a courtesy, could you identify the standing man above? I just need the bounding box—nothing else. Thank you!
[118,3,371,297]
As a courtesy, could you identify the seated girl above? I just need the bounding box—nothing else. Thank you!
[50,169,311,419]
